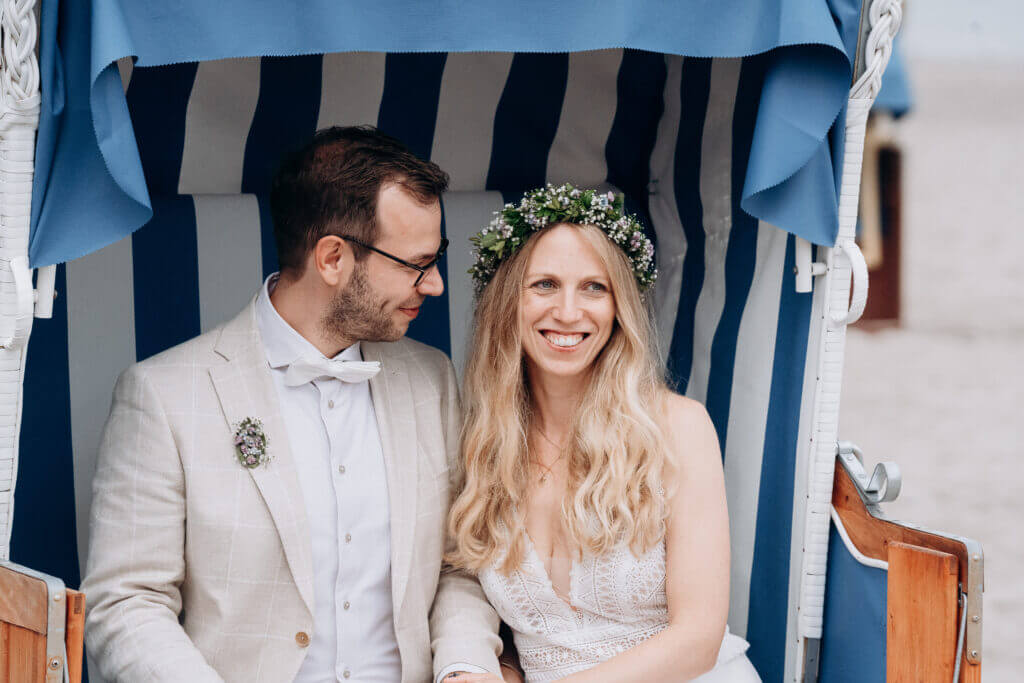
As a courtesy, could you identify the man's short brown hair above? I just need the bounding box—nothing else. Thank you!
[269,126,449,274]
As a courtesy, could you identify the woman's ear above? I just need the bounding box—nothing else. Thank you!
[313,235,352,287]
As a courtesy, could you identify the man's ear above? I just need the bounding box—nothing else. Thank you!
[313,235,352,287]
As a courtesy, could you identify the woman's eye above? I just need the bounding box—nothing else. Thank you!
[532,279,556,290]
[585,281,607,292]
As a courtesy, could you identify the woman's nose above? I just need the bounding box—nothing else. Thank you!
[552,291,583,322]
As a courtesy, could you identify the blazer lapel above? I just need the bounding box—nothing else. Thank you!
[362,342,419,617]
[209,300,315,617]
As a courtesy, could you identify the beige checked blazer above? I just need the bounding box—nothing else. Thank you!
[81,299,501,682]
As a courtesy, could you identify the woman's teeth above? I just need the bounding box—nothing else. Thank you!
[543,331,585,348]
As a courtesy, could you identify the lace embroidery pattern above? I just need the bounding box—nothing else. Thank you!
[478,540,672,681]
[518,624,666,681]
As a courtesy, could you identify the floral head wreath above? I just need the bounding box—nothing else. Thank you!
[468,183,658,295]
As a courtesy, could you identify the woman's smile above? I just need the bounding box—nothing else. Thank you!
[540,329,590,350]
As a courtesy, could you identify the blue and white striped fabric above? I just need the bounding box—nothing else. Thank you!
[17,51,818,682]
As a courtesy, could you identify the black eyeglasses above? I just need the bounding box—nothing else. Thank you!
[340,236,449,286]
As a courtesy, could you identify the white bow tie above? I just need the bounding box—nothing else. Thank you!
[283,353,381,387]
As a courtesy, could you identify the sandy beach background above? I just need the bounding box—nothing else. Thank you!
[840,4,1023,679]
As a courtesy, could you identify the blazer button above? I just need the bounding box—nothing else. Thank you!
[295,631,310,647]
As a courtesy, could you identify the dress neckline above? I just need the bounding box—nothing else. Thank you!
[522,531,583,621]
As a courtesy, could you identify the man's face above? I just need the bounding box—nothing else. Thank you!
[320,183,445,344]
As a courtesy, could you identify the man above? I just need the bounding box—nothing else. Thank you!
[82,126,503,682]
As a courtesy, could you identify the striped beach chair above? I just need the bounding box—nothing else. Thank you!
[0,0,981,681]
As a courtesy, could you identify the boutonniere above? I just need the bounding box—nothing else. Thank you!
[233,417,270,468]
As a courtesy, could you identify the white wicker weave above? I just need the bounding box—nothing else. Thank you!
[792,0,902,678]
[0,0,40,560]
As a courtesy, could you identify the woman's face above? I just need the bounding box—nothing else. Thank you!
[519,225,617,381]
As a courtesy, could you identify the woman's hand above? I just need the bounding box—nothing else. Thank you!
[446,665,523,683]
[501,664,525,683]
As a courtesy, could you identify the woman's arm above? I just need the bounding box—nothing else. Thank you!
[560,394,732,682]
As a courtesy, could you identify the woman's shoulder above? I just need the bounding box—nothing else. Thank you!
[656,390,722,477]
[657,390,715,436]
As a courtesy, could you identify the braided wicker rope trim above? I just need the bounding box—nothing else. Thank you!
[1,0,39,106]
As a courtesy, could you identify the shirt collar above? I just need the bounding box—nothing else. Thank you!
[256,273,363,369]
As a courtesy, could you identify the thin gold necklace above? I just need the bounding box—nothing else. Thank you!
[530,428,567,484]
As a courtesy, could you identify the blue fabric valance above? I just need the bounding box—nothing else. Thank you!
[30,0,860,266]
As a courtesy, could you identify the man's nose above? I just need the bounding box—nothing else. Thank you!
[416,262,445,297]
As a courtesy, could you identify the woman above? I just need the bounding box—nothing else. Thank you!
[447,185,760,682]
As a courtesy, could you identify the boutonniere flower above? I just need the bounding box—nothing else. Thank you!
[233,417,270,468]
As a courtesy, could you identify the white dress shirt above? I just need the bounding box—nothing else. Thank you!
[257,276,401,682]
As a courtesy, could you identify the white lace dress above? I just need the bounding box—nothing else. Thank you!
[478,537,760,682]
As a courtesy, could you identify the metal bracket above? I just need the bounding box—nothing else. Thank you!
[802,637,821,683]
[836,441,901,504]
[964,550,984,665]
[952,588,967,683]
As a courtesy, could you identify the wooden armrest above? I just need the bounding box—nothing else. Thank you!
[833,457,983,683]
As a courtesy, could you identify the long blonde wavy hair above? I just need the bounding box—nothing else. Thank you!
[447,223,677,575]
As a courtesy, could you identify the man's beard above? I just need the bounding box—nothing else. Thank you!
[320,264,403,344]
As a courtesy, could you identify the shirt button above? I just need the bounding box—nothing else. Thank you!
[343,671,351,679]
[338,464,346,474]
[328,399,335,409]
[295,631,310,647]
[343,600,350,610]
[345,533,352,543]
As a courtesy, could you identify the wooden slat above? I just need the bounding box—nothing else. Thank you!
[887,542,958,682]
[0,568,48,634]
[65,590,85,683]
[833,463,982,683]
[0,622,46,682]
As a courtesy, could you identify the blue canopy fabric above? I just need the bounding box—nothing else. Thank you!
[30,0,860,267]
